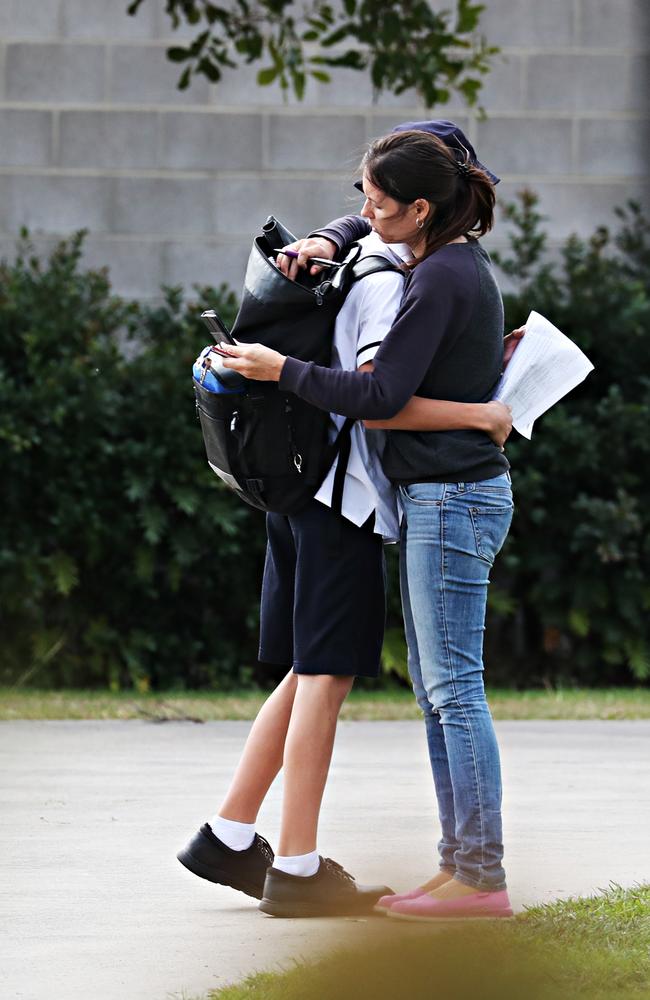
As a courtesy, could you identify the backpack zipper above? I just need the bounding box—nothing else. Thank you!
[285,397,303,473]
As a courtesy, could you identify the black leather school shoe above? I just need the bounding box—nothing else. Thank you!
[177,823,274,900]
[259,856,394,917]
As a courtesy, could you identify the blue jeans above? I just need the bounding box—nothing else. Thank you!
[398,473,514,891]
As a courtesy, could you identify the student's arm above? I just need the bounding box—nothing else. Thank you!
[358,363,512,447]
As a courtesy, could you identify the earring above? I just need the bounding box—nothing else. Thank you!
[416,217,424,230]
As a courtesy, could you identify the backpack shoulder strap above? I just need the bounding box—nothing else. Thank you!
[350,253,403,283]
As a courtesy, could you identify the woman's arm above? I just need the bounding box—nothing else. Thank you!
[276,216,371,279]
[308,215,371,251]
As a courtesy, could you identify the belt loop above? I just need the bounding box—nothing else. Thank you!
[458,482,465,492]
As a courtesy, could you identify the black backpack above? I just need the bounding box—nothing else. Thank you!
[194,216,401,517]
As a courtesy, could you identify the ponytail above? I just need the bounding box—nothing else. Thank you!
[361,131,496,268]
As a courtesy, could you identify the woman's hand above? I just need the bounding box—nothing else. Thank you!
[481,400,513,448]
[276,236,338,280]
[503,326,525,368]
[218,343,286,382]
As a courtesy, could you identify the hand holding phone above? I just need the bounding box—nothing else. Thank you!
[197,310,246,391]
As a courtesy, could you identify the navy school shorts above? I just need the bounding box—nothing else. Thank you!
[258,500,386,678]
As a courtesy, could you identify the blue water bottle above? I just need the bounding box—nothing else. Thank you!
[193,346,246,394]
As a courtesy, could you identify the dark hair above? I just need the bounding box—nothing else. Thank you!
[360,130,496,266]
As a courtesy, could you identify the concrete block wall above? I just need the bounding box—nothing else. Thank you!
[0,0,648,300]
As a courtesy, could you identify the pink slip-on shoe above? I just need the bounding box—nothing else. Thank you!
[388,888,514,921]
[374,885,428,913]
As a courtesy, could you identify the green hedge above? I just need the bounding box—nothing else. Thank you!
[1,194,648,689]
[0,232,267,690]
[487,194,650,685]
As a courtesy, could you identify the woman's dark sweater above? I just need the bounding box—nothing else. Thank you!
[279,215,509,484]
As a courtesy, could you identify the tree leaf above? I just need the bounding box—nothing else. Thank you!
[292,69,306,100]
[257,65,280,85]
[321,24,352,47]
[319,4,335,25]
[140,506,166,545]
[458,75,482,105]
[205,3,228,24]
[456,0,484,34]
[568,608,590,638]
[167,46,190,63]
[169,486,199,515]
[189,29,210,57]
[177,66,192,89]
[197,56,222,82]
[247,34,263,59]
[48,552,79,597]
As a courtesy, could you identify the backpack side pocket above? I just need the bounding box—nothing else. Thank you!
[194,384,241,491]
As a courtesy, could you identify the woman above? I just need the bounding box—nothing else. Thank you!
[220,125,516,921]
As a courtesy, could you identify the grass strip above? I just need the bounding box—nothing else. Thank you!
[205,883,650,1000]
[1,686,650,721]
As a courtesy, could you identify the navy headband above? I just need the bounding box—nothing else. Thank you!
[355,118,500,199]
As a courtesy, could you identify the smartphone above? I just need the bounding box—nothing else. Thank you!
[201,309,237,346]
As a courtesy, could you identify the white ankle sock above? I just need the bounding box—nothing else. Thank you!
[209,815,255,851]
[273,850,320,877]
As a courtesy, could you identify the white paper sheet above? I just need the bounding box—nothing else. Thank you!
[493,310,594,439]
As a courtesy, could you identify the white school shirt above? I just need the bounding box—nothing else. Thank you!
[314,232,412,543]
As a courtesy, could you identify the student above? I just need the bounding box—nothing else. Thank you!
[220,124,518,920]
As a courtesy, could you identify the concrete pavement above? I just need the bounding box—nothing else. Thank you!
[1,719,649,1000]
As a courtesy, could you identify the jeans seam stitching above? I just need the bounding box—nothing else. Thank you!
[402,513,459,864]
[439,501,473,869]
[455,703,487,883]
[441,496,487,884]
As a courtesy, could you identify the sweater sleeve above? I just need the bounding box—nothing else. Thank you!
[309,215,371,251]
[279,259,471,419]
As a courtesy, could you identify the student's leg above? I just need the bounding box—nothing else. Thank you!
[399,479,513,895]
[277,673,354,857]
[217,510,298,824]
[271,503,382,860]
[258,504,393,915]
[177,510,297,895]
[218,669,297,823]
[176,673,295,897]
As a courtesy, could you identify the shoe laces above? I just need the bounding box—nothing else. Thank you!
[256,834,274,865]
[322,858,355,883]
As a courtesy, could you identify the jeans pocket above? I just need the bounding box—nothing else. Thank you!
[398,484,443,506]
[469,504,514,565]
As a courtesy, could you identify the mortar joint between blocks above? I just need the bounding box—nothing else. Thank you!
[261,113,270,171]
[51,108,60,166]
[573,0,582,48]
[571,117,580,175]
[104,44,112,105]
